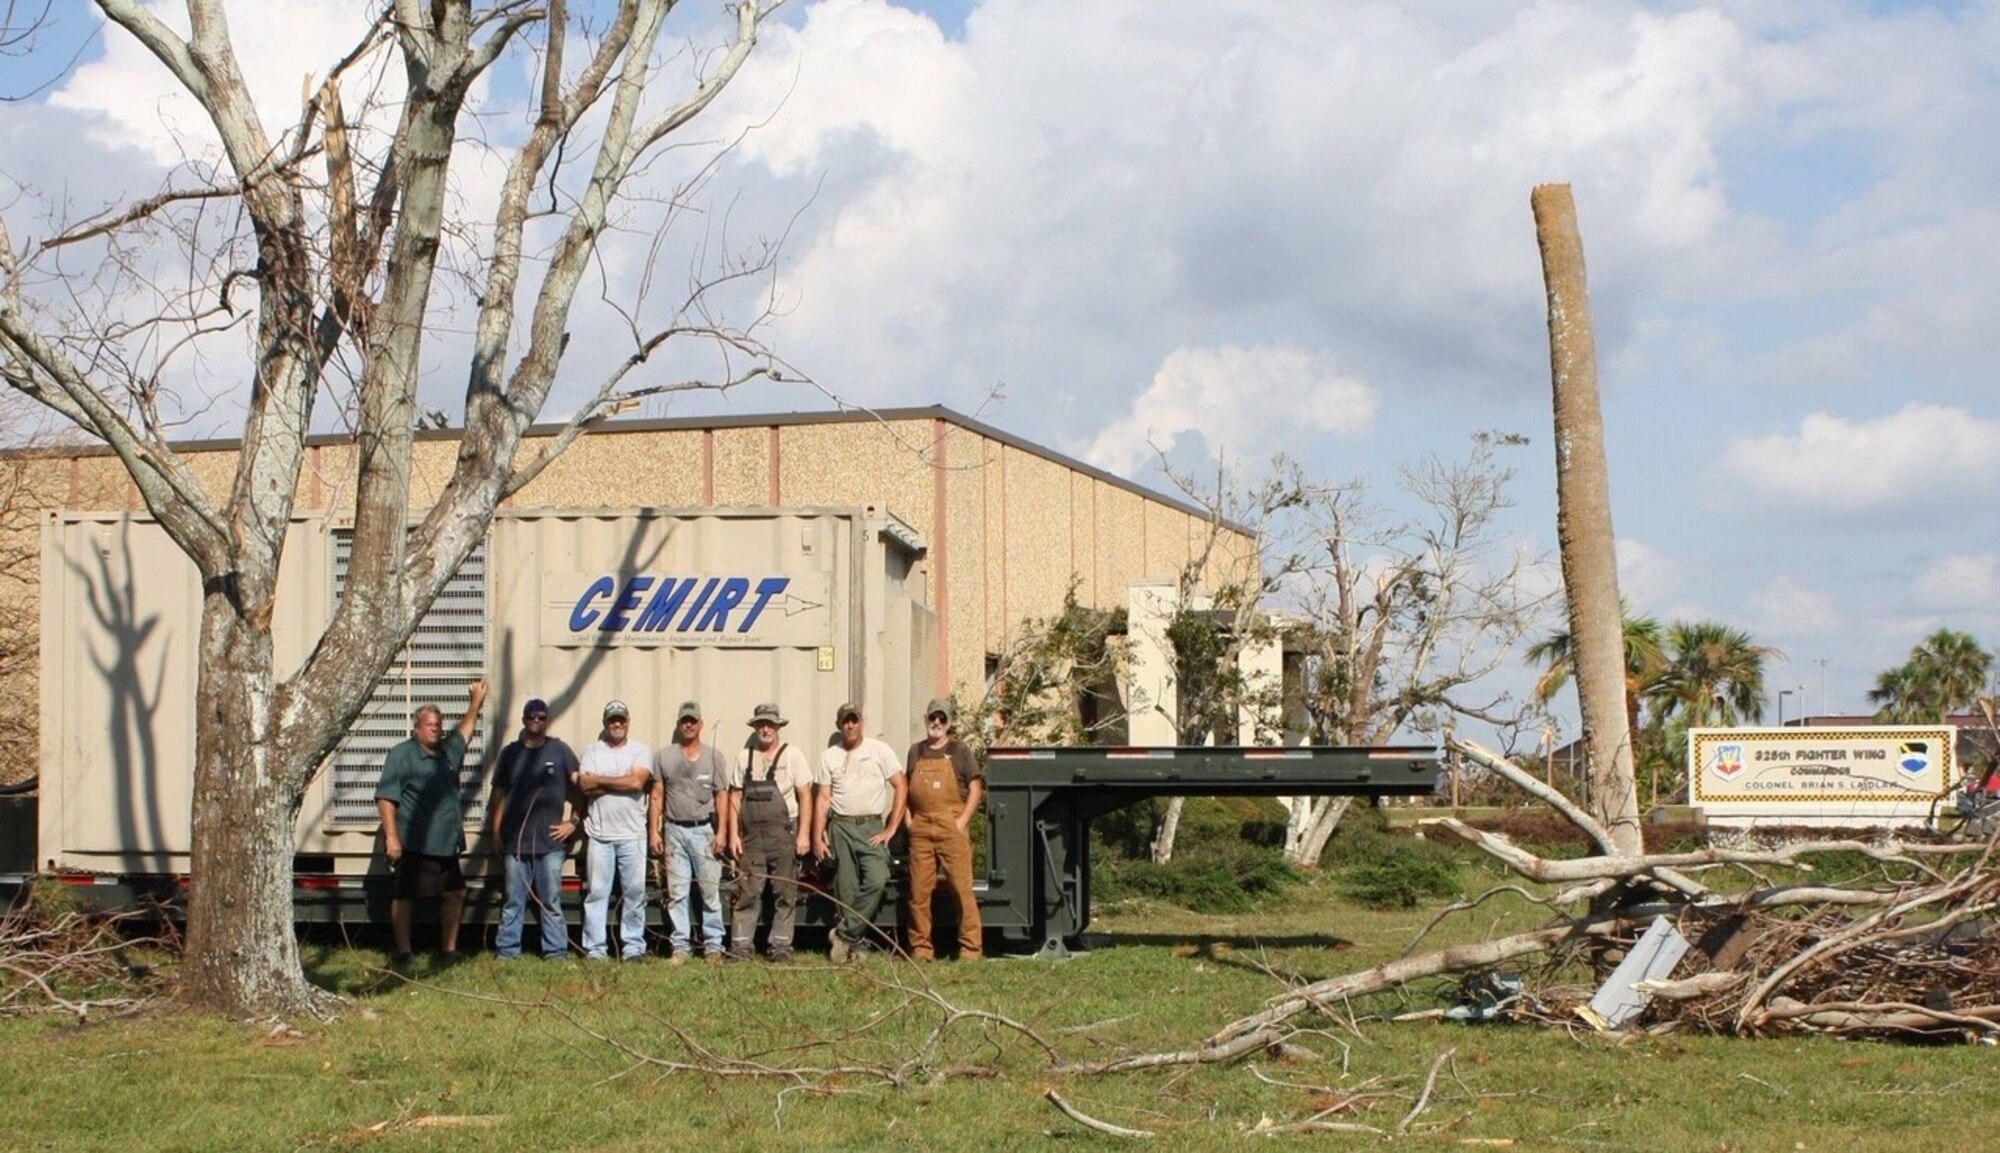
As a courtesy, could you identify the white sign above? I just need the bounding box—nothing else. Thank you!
[1689,726,1955,824]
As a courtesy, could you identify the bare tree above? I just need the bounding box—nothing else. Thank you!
[1278,438,1547,865]
[1148,443,1546,868]
[1144,462,1291,864]
[0,0,794,1016]
[1531,183,1640,855]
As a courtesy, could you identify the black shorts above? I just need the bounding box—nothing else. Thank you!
[393,852,467,899]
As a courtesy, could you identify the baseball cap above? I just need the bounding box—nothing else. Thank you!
[602,699,630,722]
[677,700,702,722]
[925,697,953,723]
[523,697,550,719]
[835,702,862,723]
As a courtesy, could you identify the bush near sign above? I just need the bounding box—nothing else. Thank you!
[1689,726,1956,828]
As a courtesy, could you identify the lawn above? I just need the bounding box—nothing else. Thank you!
[2,876,1995,1152]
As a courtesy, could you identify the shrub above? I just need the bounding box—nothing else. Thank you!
[1339,850,1463,909]
[1094,841,1303,913]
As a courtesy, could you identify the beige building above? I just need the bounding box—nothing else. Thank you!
[2,405,1256,794]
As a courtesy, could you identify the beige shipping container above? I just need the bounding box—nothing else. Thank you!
[36,506,931,886]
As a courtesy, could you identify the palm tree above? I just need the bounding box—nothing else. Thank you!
[1525,603,1666,736]
[1869,629,1993,723]
[1650,621,1778,729]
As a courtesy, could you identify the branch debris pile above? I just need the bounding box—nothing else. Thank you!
[0,899,172,1021]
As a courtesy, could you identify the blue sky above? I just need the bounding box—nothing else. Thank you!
[5,1,1999,737]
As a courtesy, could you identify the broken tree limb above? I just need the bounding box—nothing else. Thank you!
[1452,737,1713,894]
[1043,1090,1155,1139]
[1450,737,1617,856]
[1760,997,2000,1036]
[1210,924,1585,1049]
[1054,1025,1292,1075]
[1634,971,1747,1002]
[1424,817,1946,888]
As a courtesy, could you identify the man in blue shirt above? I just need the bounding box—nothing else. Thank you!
[488,697,580,959]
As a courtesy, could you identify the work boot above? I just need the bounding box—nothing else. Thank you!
[828,934,852,964]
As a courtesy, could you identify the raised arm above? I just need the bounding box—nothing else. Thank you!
[456,678,489,741]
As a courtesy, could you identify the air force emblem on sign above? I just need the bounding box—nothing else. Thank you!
[1897,741,1931,777]
[1708,743,1745,779]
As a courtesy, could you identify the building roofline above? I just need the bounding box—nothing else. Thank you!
[10,403,1253,534]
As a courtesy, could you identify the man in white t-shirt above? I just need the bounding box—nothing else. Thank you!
[812,702,906,963]
[575,699,653,960]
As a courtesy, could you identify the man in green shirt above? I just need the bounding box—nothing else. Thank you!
[376,678,488,966]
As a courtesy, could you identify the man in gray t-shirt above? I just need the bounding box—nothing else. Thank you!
[649,700,730,963]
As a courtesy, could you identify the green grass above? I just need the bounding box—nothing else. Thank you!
[2,880,1996,1152]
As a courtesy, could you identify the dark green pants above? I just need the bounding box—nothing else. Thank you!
[829,815,890,945]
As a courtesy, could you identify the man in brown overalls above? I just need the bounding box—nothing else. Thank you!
[719,703,814,962]
[903,697,983,960]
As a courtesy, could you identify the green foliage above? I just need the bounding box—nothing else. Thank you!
[1869,628,1994,723]
[1339,852,1463,909]
[1091,798,1300,912]
[1526,608,1778,804]
[1316,803,1469,908]
[978,583,1127,749]
[1095,840,1304,914]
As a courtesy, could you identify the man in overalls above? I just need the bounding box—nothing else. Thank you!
[903,697,983,961]
[719,703,815,962]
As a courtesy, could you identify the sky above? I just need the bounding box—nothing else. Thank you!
[4,0,1998,737]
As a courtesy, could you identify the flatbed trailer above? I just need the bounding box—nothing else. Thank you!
[973,744,1443,955]
[1,745,1441,954]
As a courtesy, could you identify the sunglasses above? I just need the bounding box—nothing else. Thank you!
[525,713,550,721]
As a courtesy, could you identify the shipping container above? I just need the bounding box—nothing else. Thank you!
[30,506,931,918]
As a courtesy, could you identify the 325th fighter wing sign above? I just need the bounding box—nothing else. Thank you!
[544,571,832,648]
[1689,726,1955,809]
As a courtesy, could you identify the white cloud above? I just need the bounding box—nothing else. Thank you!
[1746,575,1842,635]
[1614,537,1679,611]
[1717,403,2000,515]
[49,2,403,168]
[1914,554,1999,607]
[1082,344,1377,475]
[699,0,1755,427]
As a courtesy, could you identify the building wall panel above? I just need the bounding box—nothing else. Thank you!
[940,423,988,697]
[513,430,707,509]
[711,426,771,505]
[1000,444,1075,625]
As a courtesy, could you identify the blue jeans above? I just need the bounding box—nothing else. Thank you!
[495,850,569,958]
[663,822,725,956]
[582,837,647,959]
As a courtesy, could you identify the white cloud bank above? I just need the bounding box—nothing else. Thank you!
[1083,343,1377,474]
[1746,575,1843,636]
[1614,537,1680,611]
[1718,403,2000,515]
[1915,554,1999,607]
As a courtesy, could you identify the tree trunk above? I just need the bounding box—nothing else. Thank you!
[179,605,322,1016]
[1531,183,1642,856]
[1150,797,1185,865]
[1282,795,1351,867]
